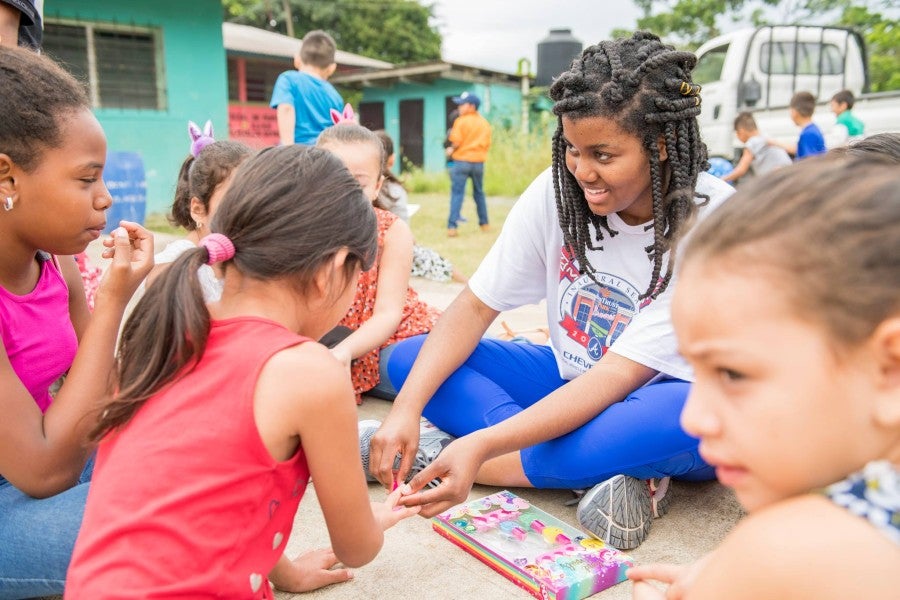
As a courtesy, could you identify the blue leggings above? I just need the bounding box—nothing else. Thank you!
[387,335,714,489]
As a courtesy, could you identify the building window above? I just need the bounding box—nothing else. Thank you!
[43,21,166,110]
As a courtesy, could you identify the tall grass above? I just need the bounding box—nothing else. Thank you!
[404,123,553,196]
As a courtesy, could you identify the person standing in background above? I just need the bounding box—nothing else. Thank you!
[445,92,491,237]
[0,0,42,50]
[270,30,344,146]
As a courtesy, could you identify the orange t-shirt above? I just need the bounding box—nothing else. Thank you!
[339,208,440,402]
[449,111,492,163]
[66,318,311,600]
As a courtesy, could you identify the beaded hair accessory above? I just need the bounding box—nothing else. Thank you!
[199,233,235,265]
[679,81,702,96]
[188,120,215,158]
[329,103,356,125]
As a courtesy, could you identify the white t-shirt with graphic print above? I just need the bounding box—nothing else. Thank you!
[468,169,734,382]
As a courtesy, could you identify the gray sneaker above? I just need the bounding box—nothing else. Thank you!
[575,475,671,550]
[357,418,455,488]
[408,418,455,488]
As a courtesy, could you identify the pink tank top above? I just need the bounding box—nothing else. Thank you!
[0,253,77,412]
[67,317,312,599]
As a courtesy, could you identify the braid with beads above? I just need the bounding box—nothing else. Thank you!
[549,31,709,299]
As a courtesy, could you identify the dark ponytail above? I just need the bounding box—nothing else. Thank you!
[92,145,378,438]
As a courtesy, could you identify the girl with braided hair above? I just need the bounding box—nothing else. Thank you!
[363,31,734,550]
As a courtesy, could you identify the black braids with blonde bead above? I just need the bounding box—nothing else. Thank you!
[548,31,710,299]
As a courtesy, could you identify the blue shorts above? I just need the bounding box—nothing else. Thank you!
[387,335,713,488]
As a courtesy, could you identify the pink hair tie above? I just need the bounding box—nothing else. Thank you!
[199,233,235,265]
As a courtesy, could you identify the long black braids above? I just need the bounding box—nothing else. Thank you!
[549,31,709,299]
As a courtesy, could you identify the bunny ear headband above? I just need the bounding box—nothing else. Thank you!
[330,103,356,125]
[188,120,215,158]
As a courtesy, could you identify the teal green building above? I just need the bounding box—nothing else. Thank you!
[39,3,531,212]
[43,0,228,215]
[333,64,529,174]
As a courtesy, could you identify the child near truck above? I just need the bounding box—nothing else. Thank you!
[722,112,791,184]
[828,89,865,148]
[770,91,826,160]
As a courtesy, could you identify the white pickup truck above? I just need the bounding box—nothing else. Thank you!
[693,25,900,160]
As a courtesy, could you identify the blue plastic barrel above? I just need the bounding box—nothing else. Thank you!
[102,151,147,233]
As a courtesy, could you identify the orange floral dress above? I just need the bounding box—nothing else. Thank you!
[340,208,441,402]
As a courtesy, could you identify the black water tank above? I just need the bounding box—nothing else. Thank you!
[536,28,583,87]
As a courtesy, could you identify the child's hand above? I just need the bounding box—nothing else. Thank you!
[632,580,667,599]
[371,484,420,530]
[97,221,154,303]
[269,547,352,593]
[627,554,710,600]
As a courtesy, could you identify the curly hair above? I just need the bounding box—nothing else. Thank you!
[0,46,90,171]
[549,31,709,299]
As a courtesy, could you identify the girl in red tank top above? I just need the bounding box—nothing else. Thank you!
[66,146,419,599]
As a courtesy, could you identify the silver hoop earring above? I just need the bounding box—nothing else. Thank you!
[3,197,13,211]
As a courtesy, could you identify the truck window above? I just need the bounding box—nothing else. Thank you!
[694,44,728,85]
[759,42,844,75]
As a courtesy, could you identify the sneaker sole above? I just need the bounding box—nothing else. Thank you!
[576,475,651,550]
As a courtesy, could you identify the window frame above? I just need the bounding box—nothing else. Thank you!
[44,18,167,111]
[758,41,845,76]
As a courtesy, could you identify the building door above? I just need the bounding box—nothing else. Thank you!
[359,101,385,131]
[399,98,424,171]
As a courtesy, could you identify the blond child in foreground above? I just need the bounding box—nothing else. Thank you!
[628,155,900,598]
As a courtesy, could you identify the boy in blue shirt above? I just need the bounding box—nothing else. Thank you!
[771,91,826,160]
[270,30,344,145]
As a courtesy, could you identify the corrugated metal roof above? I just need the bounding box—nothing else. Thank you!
[222,22,393,69]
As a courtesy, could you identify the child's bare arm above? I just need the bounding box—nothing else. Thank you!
[331,218,414,366]
[723,149,753,182]
[667,496,896,599]
[276,104,296,146]
[254,343,418,569]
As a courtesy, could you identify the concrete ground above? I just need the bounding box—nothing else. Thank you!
[79,233,742,600]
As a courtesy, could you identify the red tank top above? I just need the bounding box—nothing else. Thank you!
[66,317,311,599]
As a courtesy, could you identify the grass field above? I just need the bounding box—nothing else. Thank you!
[405,192,516,278]
[144,191,517,279]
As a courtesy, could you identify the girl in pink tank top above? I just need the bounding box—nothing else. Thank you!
[67,146,419,599]
[0,47,154,599]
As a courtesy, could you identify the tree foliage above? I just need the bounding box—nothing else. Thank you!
[222,0,442,65]
[625,0,898,90]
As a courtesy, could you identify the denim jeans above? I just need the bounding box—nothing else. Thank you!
[0,456,94,599]
[448,160,488,229]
